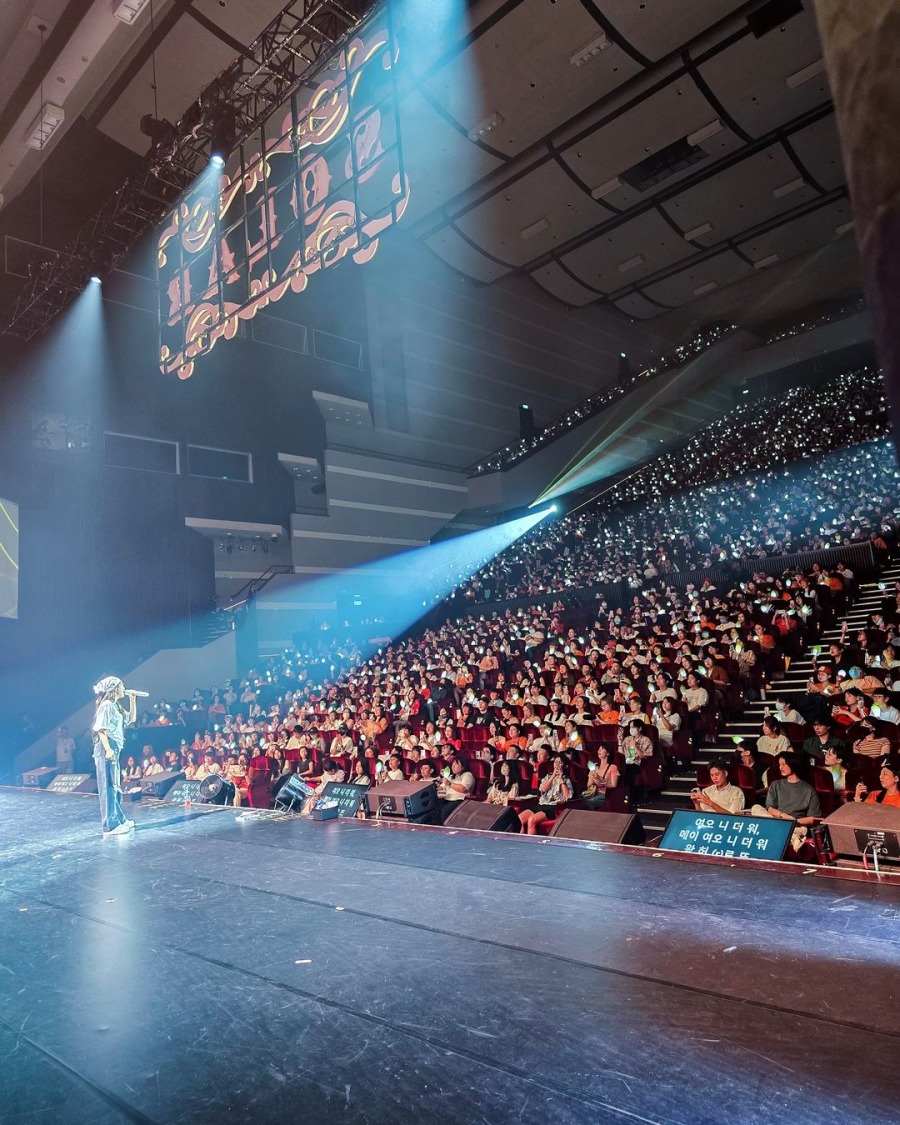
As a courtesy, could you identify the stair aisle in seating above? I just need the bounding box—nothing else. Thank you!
[637,561,900,837]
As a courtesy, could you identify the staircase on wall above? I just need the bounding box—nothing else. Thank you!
[638,564,899,836]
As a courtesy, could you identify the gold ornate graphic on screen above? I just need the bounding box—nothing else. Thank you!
[157,10,409,380]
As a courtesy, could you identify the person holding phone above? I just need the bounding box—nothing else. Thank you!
[437,757,475,821]
[486,761,520,806]
[855,765,900,808]
[583,745,620,810]
[382,753,405,782]
[690,761,745,815]
[519,754,573,834]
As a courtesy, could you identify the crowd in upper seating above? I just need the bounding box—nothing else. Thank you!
[469,291,870,481]
[762,294,868,346]
[469,323,735,476]
[607,367,888,504]
[456,436,898,604]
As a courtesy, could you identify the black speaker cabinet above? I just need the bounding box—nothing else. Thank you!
[21,767,58,788]
[164,778,205,805]
[274,773,315,810]
[549,809,645,846]
[443,800,520,833]
[366,779,437,819]
[823,802,900,860]
[142,769,185,799]
[46,773,97,794]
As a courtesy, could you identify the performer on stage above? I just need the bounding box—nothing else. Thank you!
[92,676,137,836]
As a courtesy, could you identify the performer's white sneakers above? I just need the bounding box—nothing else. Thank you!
[103,822,133,836]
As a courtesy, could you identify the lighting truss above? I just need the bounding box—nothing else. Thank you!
[2,0,374,341]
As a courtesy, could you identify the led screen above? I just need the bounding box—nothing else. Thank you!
[157,6,408,380]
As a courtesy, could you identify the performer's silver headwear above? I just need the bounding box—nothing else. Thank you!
[93,675,124,696]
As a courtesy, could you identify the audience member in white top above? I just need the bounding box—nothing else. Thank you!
[691,762,746,815]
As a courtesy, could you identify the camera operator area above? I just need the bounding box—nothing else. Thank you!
[1,1,899,1123]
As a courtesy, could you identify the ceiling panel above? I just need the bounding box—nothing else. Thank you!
[695,7,829,138]
[399,90,505,226]
[640,247,755,308]
[0,1,62,108]
[0,0,859,333]
[662,145,820,243]
[422,0,643,158]
[555,74,725,199]
[613,290,670,319]
[604,0,749,62]
[424,226,511,284]
[456,160,613,267]
[529,260,598,307]
[561,208,694,292]
[191,0,287,44]
[735,196,854,263]
[788,112,846,191]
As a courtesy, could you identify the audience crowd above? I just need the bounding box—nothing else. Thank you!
[126,552,861,834]
[456,437,898,603]
[470,323,734,476]
[108,356,900,853]
[606,367,888,504]
[762,294,868,346]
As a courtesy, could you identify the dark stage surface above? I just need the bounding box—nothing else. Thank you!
[1,791,899,1124]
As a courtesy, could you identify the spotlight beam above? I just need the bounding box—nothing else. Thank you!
[1,0,370,342]
[258,509,546,662]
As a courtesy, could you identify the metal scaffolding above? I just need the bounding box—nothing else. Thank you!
[2,0,373,341]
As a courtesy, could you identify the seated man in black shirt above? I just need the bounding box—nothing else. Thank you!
[802,717,846,762]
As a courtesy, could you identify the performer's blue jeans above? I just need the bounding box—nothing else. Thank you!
[94,746,126,832]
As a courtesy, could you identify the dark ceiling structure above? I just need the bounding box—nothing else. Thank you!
[0,0,862,341]
[0,0,374,338]
[395,0,858,326]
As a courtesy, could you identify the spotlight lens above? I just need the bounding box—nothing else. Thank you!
[211,154,225,166]
[89,276,101,284]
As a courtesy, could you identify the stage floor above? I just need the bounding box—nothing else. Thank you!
[0,790,898,1124]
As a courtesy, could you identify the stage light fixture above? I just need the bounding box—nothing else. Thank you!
[208,104,239,165]
[89,276,101,285]
[140,114,174,151]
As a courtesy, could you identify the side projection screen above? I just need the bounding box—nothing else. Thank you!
[0,496,19,619]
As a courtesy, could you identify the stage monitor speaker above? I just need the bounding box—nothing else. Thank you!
[47,773,97,795]
[22,767,59,789]
[443,800,520,833]
[275,773,315,811]
[165,778,205,805]
[549,809,645,846]
[142,769,185,799]
[366,779,437,819]
[823,802,900,860]
[199,775,236,805]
